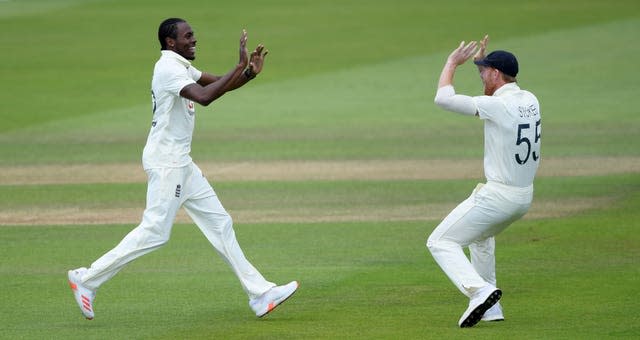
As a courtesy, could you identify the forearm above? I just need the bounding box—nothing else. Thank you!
[434,59,477,115]
[184,64,244,106]
[224,68,255,91]
[201,65,243,103]
[220,65,249,92]
[198,66,254,93]
[438,61,457,88]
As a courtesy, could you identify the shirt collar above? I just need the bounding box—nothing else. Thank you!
[494,82,520,96]
[161,50,192,68]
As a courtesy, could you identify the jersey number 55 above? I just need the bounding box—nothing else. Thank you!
[515,119,541,165]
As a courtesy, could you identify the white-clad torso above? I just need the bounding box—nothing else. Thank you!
[143,50,202,169]
[473,83,541,187]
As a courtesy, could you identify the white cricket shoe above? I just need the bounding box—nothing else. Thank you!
[458,285,501,328]
[68,267,96,320]
[249,281,299,317]
[482,301,504,322]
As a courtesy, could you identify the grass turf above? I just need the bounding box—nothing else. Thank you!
[1,186,638,338]
[1,0,639,338]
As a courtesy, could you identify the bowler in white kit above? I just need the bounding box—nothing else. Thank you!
[68,18,298,320]
[426,36,541,327]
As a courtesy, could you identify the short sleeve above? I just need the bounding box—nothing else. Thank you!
[188,65,203,83]
[158,62,197,96]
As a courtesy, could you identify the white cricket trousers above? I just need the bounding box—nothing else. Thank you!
[80,162,275,299]
[427,181,533,297]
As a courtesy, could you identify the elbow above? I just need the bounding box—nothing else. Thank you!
[199,99,213,107]
[194,94,222,107]
[433,96,451,111]
[434,85,455,110]
[191,99,210,107]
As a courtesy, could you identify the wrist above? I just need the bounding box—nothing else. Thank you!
[445,60,458,68]
[243,68,256,80]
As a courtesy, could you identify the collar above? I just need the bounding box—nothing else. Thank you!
[493,82,520,96]
[160,50,192,68]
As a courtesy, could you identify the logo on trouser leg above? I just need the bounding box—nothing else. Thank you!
[175,184,182,198]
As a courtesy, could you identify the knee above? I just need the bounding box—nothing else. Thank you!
[426,234,458,255]
[210,212,233,235]
[145,225,171,247]
[221,213,233,230]
[426,234,438,253]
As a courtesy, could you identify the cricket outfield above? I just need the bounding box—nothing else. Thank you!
[1,0,639,338]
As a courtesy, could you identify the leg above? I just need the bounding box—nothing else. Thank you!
[470,236,505,322]
[427,183,531,327]
[426,184,517,297]
[183,195,275,299]
[427,193,489,297]
[182,163,297,316]
[470,236,496,286]
[81,167,183,290]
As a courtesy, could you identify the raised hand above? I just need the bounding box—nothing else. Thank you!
[238,29,249,68]
[248,44,268,76]
[447,40,478,66]
[474,35,489,61]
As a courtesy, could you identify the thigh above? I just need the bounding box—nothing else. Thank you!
[142,167,187,228]
[183,194,233,231]
[183,163,216,201]
[430,186,516,247]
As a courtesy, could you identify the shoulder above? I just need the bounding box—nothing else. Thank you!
[473,94,504,109]
[520,89,539,102]
[155,56,186,75]
[507,87,539,107]
[473,94,507,120]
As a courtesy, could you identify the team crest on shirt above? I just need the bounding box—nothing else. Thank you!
[187,100,195,115]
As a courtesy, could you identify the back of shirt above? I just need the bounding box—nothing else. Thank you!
[474,83,541,187]
[143,50,202,169]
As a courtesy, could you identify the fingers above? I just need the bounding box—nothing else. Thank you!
[254,44,263,56]
[250,44,269,58]
[474,34,489,61]
[465,41,477,52]
[239,29,268,58]
[481,34,489,47]
[461,41,478,59]
[455,41,476,53]
[478,34,488,53]
[240,29,247,45]
[448,40,478,65]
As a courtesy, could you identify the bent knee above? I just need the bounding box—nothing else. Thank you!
[426,234,438,251]
[426,235,459,253]
[221,213,233,227]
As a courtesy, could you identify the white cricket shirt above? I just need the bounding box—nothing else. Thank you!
[474,83,541,187]
[143,50,203,169]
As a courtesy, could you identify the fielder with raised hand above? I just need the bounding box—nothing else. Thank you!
[426,35,541,328]
[68,18,298,320]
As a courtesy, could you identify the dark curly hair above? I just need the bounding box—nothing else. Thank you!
[158,18,186,50]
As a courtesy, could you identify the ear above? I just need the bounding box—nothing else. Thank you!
[165,37,175,49]
[491,68,501,81]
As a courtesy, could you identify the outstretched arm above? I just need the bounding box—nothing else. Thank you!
[437,40,478,88]
[434,40,480,116]
[179,30,250,106]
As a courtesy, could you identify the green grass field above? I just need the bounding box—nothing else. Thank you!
[1,0,639,339]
